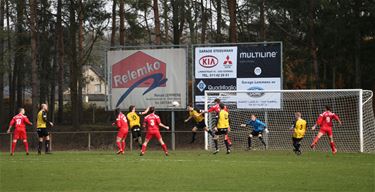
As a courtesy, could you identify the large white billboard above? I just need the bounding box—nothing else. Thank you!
[107,48,187,110]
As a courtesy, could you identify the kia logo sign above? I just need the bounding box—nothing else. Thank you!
[199,55,218,68]
[247,87,265,98]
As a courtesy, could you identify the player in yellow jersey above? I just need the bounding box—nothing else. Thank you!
[127,105,149,148]
[213,103,231,154]
[184,104,215,143]
[290,112,307,155]
[37,104,54,155]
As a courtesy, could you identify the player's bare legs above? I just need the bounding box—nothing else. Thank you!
[224,135,231,154]
[247,134,253,150]
[311,132,323,149]
[38,135,51,154]
[191,127,198,143]
[23,139,29,155]
[10,139,17,156]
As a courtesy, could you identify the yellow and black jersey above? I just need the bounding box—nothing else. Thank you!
[217,110,229,129]
[189,110,204,123]
[293,119,307,139]
[37,110,47,128]
[127,112,141,128]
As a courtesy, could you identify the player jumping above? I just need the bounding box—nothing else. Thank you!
[127,105,149,149]
[37,104,54,155]
[140,107,169,156]
[290,112,307,155]
[311,105,342,154]
[240,114,269,150]
[113,108,129,154]
[7,108,32,156]
[204,98,232,146]
[213,103,231,154]
[184,104,214,143]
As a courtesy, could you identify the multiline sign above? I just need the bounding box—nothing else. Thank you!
[107,48,187,110]
[194,42,282,109]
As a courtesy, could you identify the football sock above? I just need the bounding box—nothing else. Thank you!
[116,142,122,151]
[248,137,252,148]
[121,141,126,151]
[11,141,16,153]
[161,144,168,153]
[141,144,147,153]
[38,141,43,153]
[224,140,230,150]
[226,136,232,145]
[207,130,215,137]
[330,141,336,152]
[45,140,50,152]
[259,137,266,146]
[23,141,29,153]
[214,140,218,150]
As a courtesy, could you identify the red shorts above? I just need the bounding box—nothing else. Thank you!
[117,128,128,139]
[145,131,162,141]
[13,129,27,140]
[319,127,333,137]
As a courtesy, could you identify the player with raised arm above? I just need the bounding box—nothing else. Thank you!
[213,103,231,154]
[113,108,129,155]
[311,105,342,154]
[37,104,54,155]
[7,108,32,156]
[204,98,232,146]
[127,105,149,149]
[140,107,169,156]
[240,114,269,150]
[184,104,214,143]
[290,112,307,155]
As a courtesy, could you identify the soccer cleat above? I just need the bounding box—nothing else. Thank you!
[213,149,219,154]
[226,150,231,154]
[10,153,14,156]
[116,150,123,155]
[295,150,302,156]
[165,152,169,156]
[140,152,144,156]
[310,144,316,149]
[26,152,29,156]
[38,151,41,155]
[246,147,252,151]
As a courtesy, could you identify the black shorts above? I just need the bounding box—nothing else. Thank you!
[37,128,49,137]
[196,121,207,129]
[131,126,142,138]
[215,128,228,135]
[292,137,303,143]
[251,130,263,137]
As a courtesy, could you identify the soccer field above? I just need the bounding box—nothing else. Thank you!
[0,150,374,192]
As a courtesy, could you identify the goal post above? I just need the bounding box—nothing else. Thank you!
[204,89,375,153]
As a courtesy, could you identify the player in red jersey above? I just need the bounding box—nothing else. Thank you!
[311,105,342,154]
[204,98,232,146]
[113,108,129,155]
[140,106,170,156]
[7,108,33,156]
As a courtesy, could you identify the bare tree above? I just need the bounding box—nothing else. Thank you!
[29,0,39,125]
[153,0,162,45]
[200,0,206,43]
[57,0,65,123]
[259,0,266,41]
[309,0,319,88]
[69,0,79,128]
[0,0,4,127]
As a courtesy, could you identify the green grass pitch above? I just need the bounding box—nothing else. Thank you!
[0,150,374,192]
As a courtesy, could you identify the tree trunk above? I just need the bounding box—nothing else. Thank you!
[200,0,206,43]
[216,0,222,42]
[162,0,169,43]
[49,57,57,122]
[69,0,79,128]
[227,0,237,43]
[0,0,4,128]
[119,0,125,46]
[15,0,25,109]
[57,0,65,123]
[171,0,180,44]
[78,0,84,123]
[153,0,162,45]
[110,0,117,47]
[29,0,39,126]
[5,0,13,117]
[309,0,319,88]
[259,0,266,41]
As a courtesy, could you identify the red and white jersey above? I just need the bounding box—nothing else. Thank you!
[316,111,340,128]
[116,112,128,129]
[207,103,228,113]
[143,113,161,133]
[9,113,32,130]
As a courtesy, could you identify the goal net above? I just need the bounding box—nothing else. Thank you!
[204,89,375,153]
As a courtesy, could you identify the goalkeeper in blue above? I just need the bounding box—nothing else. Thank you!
[240,114,269,150]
